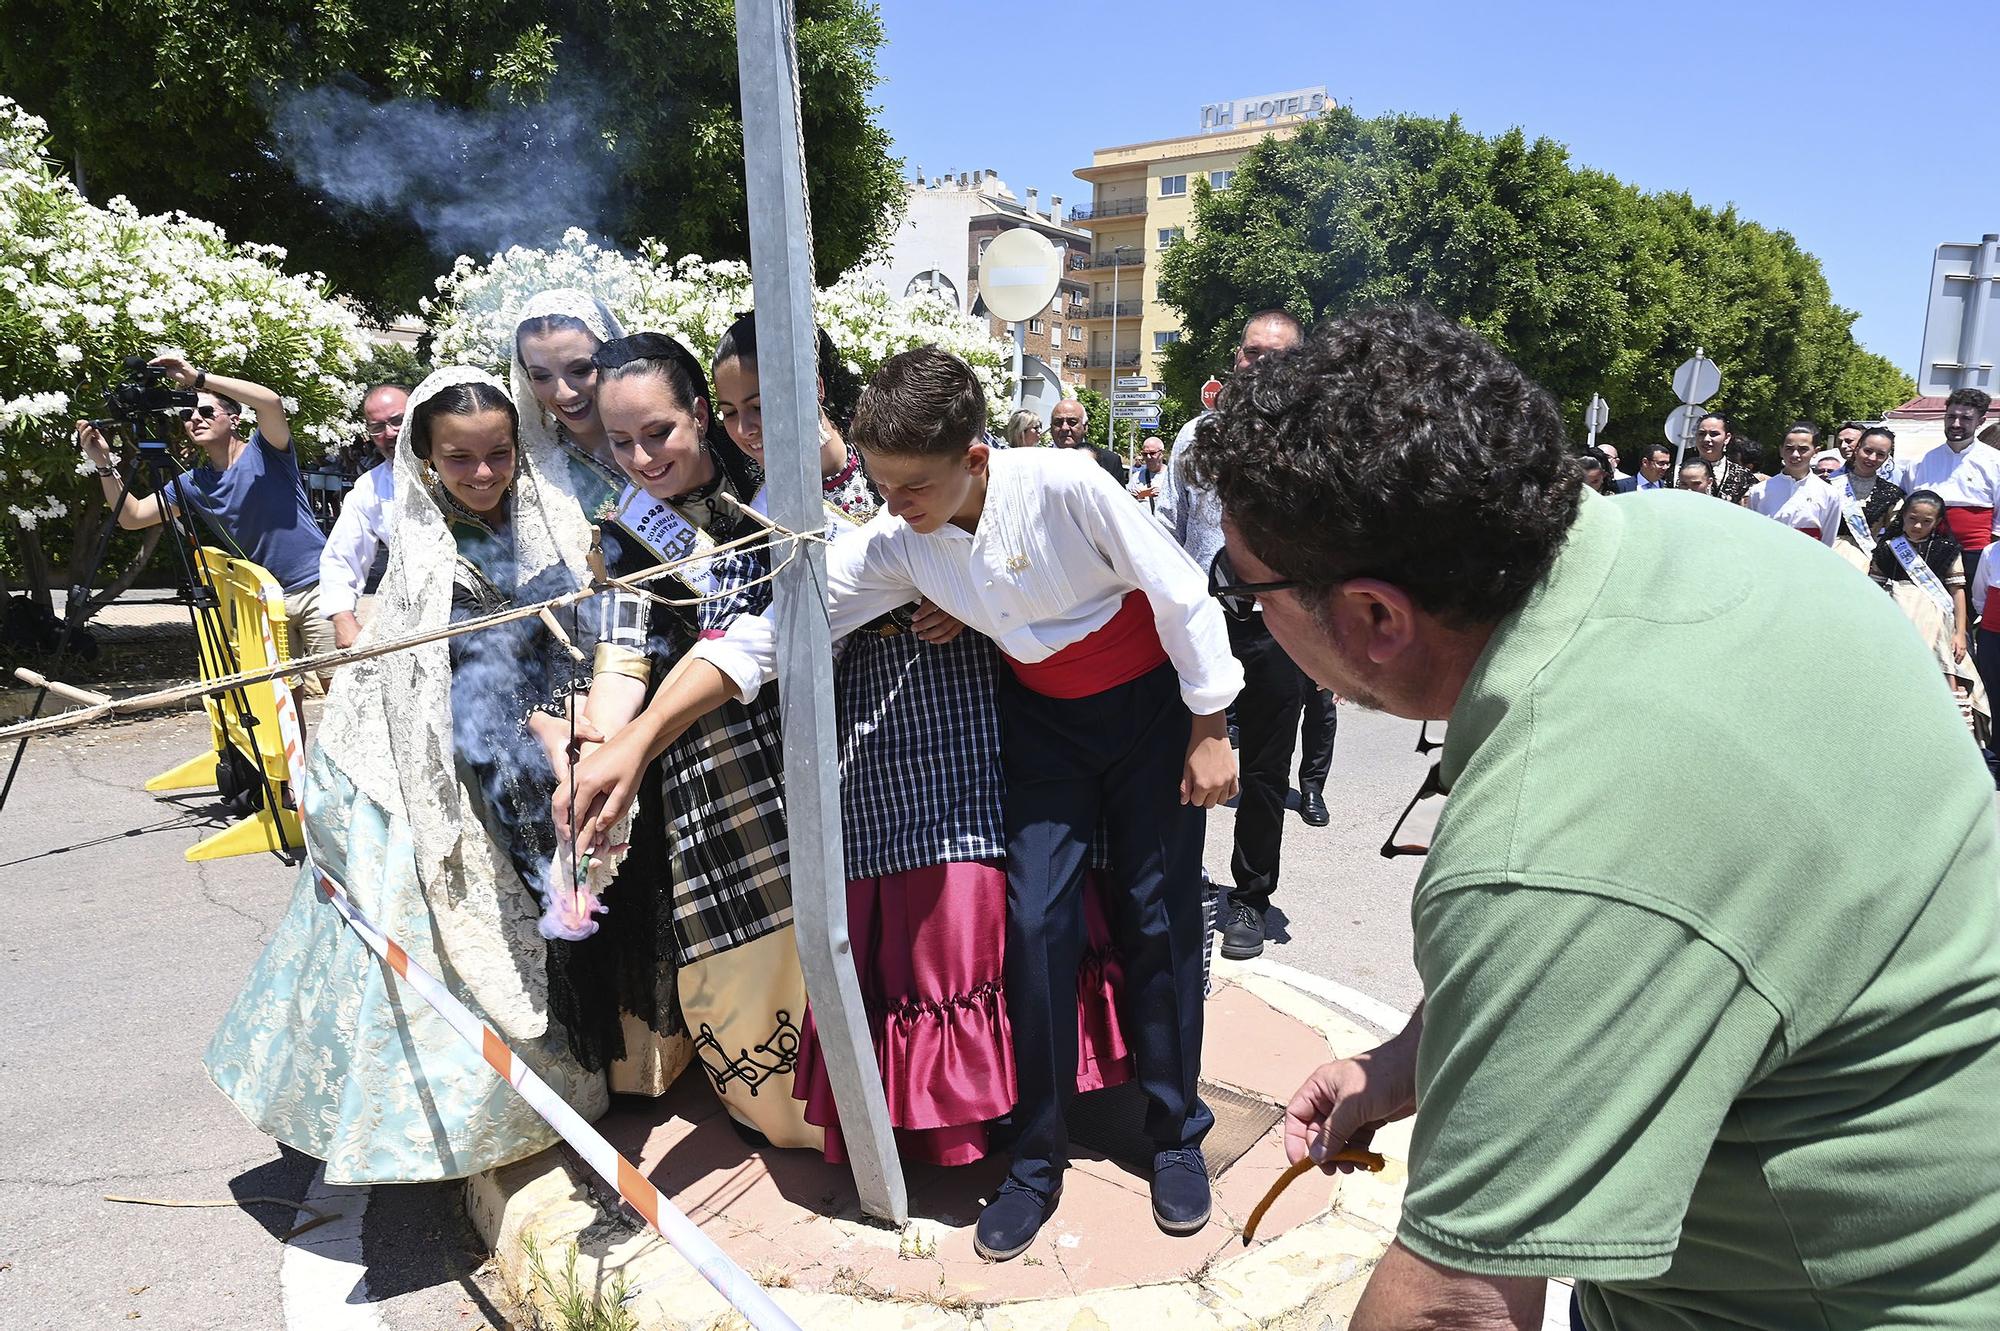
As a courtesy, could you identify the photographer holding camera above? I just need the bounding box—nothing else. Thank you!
[76,355,334,698]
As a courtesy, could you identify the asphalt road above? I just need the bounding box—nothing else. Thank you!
[0,698,1428,1329]
[0,707,521,1331]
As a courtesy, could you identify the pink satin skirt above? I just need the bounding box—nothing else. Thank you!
[793,859,1133,1166]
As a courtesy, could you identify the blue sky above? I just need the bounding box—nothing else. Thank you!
[869,0,1997,378]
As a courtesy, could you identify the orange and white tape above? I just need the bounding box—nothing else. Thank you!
[310,861,802,1331]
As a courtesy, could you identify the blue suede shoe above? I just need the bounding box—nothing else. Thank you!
[975,1177,1061,1262]
[1151,1148,1212,1234]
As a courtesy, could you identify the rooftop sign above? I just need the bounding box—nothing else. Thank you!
[1200,87,1329,132]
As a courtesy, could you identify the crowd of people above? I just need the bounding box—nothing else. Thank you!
[70,297,2000,1327]
[1572,391,2000,757]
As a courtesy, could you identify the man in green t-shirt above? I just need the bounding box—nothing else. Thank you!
[1184,305,2000,1330]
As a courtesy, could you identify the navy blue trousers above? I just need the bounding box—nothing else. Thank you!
[998,661,1213,1196]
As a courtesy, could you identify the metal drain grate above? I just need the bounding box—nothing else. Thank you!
[1066,1078,1282,1179]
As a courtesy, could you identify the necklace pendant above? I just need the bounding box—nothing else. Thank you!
[1005,553,1031,574]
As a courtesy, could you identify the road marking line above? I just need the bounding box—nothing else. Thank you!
[1233,955,1413,1033]
[280,1166,384,1331]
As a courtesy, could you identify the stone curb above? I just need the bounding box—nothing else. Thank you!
[467,968,1406,1330]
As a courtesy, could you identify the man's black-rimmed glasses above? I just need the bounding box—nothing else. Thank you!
[1208,548,1301,620]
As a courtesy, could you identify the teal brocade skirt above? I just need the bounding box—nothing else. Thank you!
[202,763,607,1184]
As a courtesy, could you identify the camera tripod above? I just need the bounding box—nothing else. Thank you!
[0,425,294,854]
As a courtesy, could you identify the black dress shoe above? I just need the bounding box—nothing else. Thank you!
[1151,1148,1211,1234]
[1220,901,1265,960]
[1299,789,1330,827]
[975,1178,1061,1262]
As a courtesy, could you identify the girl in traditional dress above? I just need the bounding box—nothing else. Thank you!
[507,289,696,1099]
[203,367,608,1183]
[569,331,819,1149]
[513,289,629,527]
[703,314,1129,1167]
[1871,489,1991,745]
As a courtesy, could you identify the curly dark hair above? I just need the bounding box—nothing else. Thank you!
[1183,304,1579,628]
[1946,387,1992,416]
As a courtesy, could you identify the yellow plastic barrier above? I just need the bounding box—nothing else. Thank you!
[143,548,306,860]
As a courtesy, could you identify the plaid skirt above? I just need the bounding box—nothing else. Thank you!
[655,682,794,966]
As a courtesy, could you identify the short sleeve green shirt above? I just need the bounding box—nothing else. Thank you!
[1400,489,2000,1330]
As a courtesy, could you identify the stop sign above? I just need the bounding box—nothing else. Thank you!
[1200,377,1223,409]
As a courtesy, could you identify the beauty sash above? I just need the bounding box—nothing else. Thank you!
[1839,478,1877,554]
[611,485,720,595]
[1889,536,1954,624]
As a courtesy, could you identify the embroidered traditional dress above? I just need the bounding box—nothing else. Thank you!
[706,448,1131,1167]
[204,368,608,1183]
[587,444,819,1147]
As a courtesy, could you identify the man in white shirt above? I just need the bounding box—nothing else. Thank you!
[1128,436,1167,514]
[1163,311,1320,961]
[1906,388,1997,586]
[565,348,1243,1263]
[1614,444,1673,492]
[1745,424,1842,547]
[320,383,408,648]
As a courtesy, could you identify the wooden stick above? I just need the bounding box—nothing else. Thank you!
[13,668,111,707]
[538,608,585,661]
[1241,1150,1387,1245]
[0,526,799,744]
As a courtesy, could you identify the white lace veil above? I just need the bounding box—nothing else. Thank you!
[313,365,595,1041]
[509,287,626,464]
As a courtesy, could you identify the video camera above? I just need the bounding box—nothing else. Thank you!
[91,356,197,431]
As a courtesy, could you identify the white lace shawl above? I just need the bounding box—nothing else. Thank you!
[509,288,626,483]
[313,366,595,1042]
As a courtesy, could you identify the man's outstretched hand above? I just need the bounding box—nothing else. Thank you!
[1283,1005,1423,1173]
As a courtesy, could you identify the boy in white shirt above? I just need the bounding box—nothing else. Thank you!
[564,348,1243,1260]
[1745,425,1842,547]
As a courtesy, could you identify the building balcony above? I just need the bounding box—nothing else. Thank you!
[1084,300,1143,320]
[1085,350,1144,369]
[1067,197,1148,224]
[1088,248,1146,270]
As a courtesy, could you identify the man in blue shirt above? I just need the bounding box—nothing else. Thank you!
[77,355,333,700]
[1613,443,1672,492]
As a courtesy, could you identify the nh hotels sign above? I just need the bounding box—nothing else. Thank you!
[1200,86,1330,132]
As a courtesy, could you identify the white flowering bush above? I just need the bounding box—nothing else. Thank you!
[0,96,368,560]
[426,229,1015,420]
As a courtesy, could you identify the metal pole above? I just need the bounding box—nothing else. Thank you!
[1012,322,1026,411]
[1108,259,1119,415]
[1673,348,1706,474]
[733,0,908,1226]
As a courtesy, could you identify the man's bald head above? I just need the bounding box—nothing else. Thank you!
[1236,310,1305,373]
[1049,397,1087,447]
[363,383,410,459]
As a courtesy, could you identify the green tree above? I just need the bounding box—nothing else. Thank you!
[1157,108,1911,453]
[0,1,904,316]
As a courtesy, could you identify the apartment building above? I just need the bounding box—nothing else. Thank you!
[866,170,1093,385]
[1070,88,1328,399]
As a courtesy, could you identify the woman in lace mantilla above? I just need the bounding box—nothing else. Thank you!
[203,368,608,1184]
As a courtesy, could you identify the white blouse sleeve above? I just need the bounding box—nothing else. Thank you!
[1077,464,1243,715]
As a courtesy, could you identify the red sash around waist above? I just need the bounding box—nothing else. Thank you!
[1985,586,2000,625]
[1796,525,1821,541]
[1004,591,1168,699]
[1944,506,1994,552]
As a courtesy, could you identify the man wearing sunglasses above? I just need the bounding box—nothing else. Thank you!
[1163,309,1318,961]
[319,383,410,648]
[77,355,333,695]
[1187,305,2000,1330]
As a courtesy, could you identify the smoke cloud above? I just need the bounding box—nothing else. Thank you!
[268,80,619,260]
